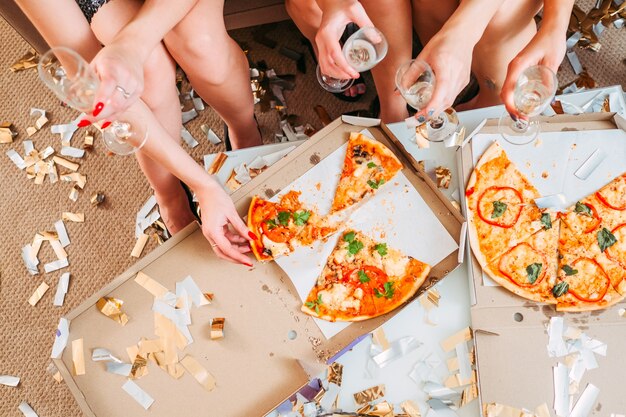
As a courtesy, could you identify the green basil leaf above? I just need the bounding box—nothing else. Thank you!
[315,305,320,314]
[348,240,364,255]
[293,210,311,226]
[305,301,315,309]
[562,265,578,276]
[367,162,377,168]
[375,243,388,257]
[526,263,542,284]
[343,232,356,242]
[541,213,552,230]
[317,294,323,304]
[358,270,370,283]
[597,227,617,252]
[574,202,592,217]
[552,281,569,297]
[383,281,395,299]
[277,211,291,226]
[491,201,508,219]
[367,179,386,189]
[264,219,277,230]
[374,288,383,298]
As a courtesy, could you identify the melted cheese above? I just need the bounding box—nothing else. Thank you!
[382,254,409,277]
[261,235,290,257]
[319,284,360,311]
[353,163,368,179]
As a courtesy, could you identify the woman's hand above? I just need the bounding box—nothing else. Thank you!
[195,180,254,266]
[413,30,474,121]
[501,28,565,118]
[315,0,374,80]
[88,42,145,122]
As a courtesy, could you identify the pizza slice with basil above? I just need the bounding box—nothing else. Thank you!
[330,132,403,213]
[483,219,560,304]
[248,191,335,262]
[466,142,548,268]
[301,230,430,322]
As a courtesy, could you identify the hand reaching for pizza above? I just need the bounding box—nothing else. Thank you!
[195,180,254,266]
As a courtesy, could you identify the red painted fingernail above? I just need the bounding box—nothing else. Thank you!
[77,119,91,128]
[92,102,104,117]
[101,121,112,129]
[244,262,253,267]
[248,232,258,241]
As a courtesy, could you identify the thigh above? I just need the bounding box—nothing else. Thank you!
[411,0,459,45]
[284,0,322,43]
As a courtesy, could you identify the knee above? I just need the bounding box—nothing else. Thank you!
[140,45,178,109]
[285,0,316,19]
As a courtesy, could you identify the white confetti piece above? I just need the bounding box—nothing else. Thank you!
[122,380,154,410]
[54,220,70,247]
[53,272,70,306]
[44,258,69,273]
[51,318,70,359]
[0,375,20,387]
[18,402,39,417]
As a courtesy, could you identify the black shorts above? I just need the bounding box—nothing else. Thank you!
[76,0,109,23]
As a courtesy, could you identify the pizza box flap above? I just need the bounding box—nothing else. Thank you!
[54,117,463,417]
[456,112,626,414]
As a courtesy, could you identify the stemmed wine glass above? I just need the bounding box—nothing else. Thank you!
[37,46,147,156]
[395,59,459,142]
[317,26,388,93]
[498,65,557,145]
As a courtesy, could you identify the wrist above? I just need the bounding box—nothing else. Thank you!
[111,29,154,64]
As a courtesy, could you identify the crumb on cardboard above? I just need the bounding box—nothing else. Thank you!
[542,171,549,179]
[435,166,451,190]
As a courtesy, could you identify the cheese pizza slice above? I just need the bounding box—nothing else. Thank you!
[330,132,403,213]
[301,230,430,322]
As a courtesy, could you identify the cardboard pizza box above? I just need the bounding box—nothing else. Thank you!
[53,117,464,417]
[457,112,626,414]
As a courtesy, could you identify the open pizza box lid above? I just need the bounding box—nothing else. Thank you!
[457,112,626,414]
[52,116,464,417]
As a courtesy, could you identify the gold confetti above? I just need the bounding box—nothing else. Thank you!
[131,233,149,258]
[353,384,385,405]
[327,362,343,386]
[180,355,216,391]
[401,400,422,417]
[28,281,50,306]
[441,327,472,352]
[72,338,85,376]
[96,297,129,325]
[368,401,393,417]
[90,192,105,206]
[134,271,169,298]
[62,212,85,223]
[203,293,214,303]
[10,49,39,72]
[208,152,228,175]
[52,156,79,172]
[435,166,451,189]
[461,382,479,406]
[210,317,225,340]
[0,122,17,143]
[61,172,87,189]
[84,132,94,150]
[69,184,80,202]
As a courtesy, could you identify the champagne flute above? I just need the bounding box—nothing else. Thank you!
[395,59,459,142]
[37,46,146,155]
[498,65,557,145]
[316,26,388,93]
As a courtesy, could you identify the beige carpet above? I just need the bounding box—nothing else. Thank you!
[0,8,625,417]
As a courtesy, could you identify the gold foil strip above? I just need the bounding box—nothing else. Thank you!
[180,355,216,391]
[460,382,478,406]
[138,339,164,356]
[46,362,63,383]
[28,281,49,306]
[62,212,84,223]
[96,297,129,325]
[327,362,343,386]
[208,152,228,175]
[72,338,85,376]
[210,317,225,340]
[84,132,94,150]
[61,173,87,189]
[10,50,38,72]
[353,384,385,405]
[372,327,390,351]
[134,271,169,298]
[131,234,149,258]
[52,156,79,172]
[441,327,472,352]
[0,122,16,143]
[69,185,80,202]
[90,192,105,206]
[369,401,394,417]
[401,400,422,417]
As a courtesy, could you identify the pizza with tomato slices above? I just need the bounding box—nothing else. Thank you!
[248,191,335,262]
[467,141,626,311]
[301,230,431,321]
[331,132,403,213]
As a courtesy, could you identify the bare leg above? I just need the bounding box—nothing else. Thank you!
[460,0,542,109]
[360,0,413,122]
[163,0,262,149]
[411,0,458,46]
[92,0,196,233]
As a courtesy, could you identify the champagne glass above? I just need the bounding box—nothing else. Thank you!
[395,59,459,142]
[498,65,557,145]
[316,26,388,93]
[37,46,146,155]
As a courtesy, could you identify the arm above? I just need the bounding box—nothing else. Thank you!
[501,0,574,117]
[314,0,375,80]
[414,0,506,118]
[89,0,199,120]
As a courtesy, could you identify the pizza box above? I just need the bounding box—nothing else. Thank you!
[457,112,626,415]
[52,117,464,417]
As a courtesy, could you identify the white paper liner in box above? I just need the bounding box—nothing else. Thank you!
[122,380,154,410]
[470,129,626,288]
[274,136,458,339]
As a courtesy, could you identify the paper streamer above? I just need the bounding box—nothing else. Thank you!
[107,362,132,377]
[92,348,123,363]
[53,272,70,306]
[0,375,20,387]
[180,355,216,391]
[176,276,210,307]
[44,258,69,273]
[28,282,49,306]
[122,380,155,410]
[51,318,70,358]
[72,338,85,376]
[18,402,39,417]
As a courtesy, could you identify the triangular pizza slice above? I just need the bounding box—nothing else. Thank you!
[301,230,430,322]
[330,132,403,213]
